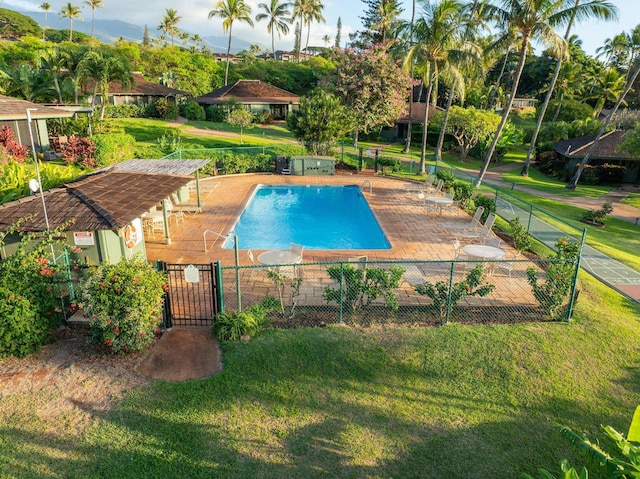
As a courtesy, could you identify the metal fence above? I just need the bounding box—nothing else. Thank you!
[219,258,580,326]
[161,145,306,161]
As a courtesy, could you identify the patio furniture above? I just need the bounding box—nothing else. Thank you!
[453,240,468,261]
[426,179,444,196]
[164,198,186,225]
[454,214,496,242]
[424,196,453,216]
[247,249,255,279]
[257,249,303,265]
[463,244,506,260]
[142,211,164,239]
[495,252,521,277]
[171,193,202,215]
[402,263,426,286]
[442,207,484,230]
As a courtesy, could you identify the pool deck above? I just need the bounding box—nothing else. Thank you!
[144,173,506,266]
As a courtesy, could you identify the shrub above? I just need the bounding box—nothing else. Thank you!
[415,265,495,323]
[146,98,178,120]
[472,194,496,222]
[101,104,145,119]
[92,133,136,166]
[222,152,253,174]
[436,169,457,190]
[62,136,97,168]
[451,180,474,207]
[79,256,166,354]
[596,163,626,184]
[536,151,567,179]
[526,237,580,320]
[377,156,402,174]
[543,99,594,122]
[0,287,41,358]
[179,100,206,121]
[509,217,533,253]
[157,131,182,154]
[206,105,226,122]
[0,125,28,163]
[212,304,267,341]
[581,201,613,225]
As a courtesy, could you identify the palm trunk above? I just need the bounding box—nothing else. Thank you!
[224,25,233,86]
[272,30,275,60]
[305,22,311,53]
[69,20,73,42]
[522,0,579,176]
[91,12,95,36]
[551,92,563,122]
[419,79,434,175]
[489,47,511,108]
[403,0,416,154]
[567,64,640,189]
[435,86,455,163]
[477,35,530,186]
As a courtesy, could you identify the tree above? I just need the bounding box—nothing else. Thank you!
[475,0,606,187]
[521,0,618,177]
[2,65,52,101]
[291,0,325,59]
[255,0,292,60]
[321,34,330,46]
[142,24,150,46]
[334,16,341,48]
[209,0,254,86]
[58,2,83,42]
[358,0,403,45]
[405,0,466,174]
[40,2,51,41]
[618,122,640,158]
[226,108,253,143]
[402,0,416,154]
[588,68,626,117]
[433,106,501,161]
[82,0,103,37]
[327,44,410,147]
[158,8,181,46]
[39,47,66,103]
[81,51,132,120]
[287,89,351,155]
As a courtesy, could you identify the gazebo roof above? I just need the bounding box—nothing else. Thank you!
[0,170,192,232]
[112,159,210,175]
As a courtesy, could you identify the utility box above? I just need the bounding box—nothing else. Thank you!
[289,156,335,176]
[275,156,289,174]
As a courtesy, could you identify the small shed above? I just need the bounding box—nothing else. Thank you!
[288,156,335,176]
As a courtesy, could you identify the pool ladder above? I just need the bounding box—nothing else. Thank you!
[360,180,372,193]
[203,229,228,252]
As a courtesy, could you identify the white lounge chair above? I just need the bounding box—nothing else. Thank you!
[454,213,496,243]
[443,206,484,230]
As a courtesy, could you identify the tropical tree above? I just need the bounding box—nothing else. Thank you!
[291,0,325,59]
[334,16,341,48]
[328,44,411,147]
[226,108,254,143]
[158,8,181,46]
[433,106,501,161]
[39,48,66,103]
[401,0,416,154]
[588,68,626,117]
[58,3,83,42]
[255,0,292,59]
[209,0,254,86]
[82,0,103,37]
[475,0,609,186]
[62,47,88,104]
[1,65,52,101]
[321,34,330,46]
[40,2,51,41]
[595,32,629,70]
[405,0,466,174]
[370,0,402,44]
[287,89,351,155]
[81,51,132,119]
[521,0,618,176]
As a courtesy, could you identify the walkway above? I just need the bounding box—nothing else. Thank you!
[471,162,640,304]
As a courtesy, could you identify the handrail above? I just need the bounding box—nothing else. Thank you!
[203,229,228,252]
[360,179,372,193]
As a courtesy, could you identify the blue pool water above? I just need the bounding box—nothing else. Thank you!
[223,185,391,250]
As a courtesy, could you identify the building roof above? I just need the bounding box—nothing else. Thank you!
[0,95,75,121]
[553,130,633,160]
[396,103,441,124]
[84,72,188,97]
[0,170,192,232]
[194,79,300,105]
[112,159,210,175]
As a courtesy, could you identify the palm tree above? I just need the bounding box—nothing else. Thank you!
[521,0,618,176]
[588,68,626,117]
[322,34,330,47]
[82,0,104,37]
[158,8,182,46]
[62,48,88,104]
[303,0,325,53]
[81,51,132,120]
[596,32,629,70]
[475,0,609,186]
[59,3,83,42]
[402,0,416,154]
[209,0,254,85]
[255,0,292,59]
[40,2,51,41]
[39,48,66,103]
[405,0,465,174]
[371,0,401,44]
[292,0,325,59]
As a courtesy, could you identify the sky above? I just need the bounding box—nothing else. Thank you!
[3,0,639,56]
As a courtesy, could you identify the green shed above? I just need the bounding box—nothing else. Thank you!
[289,156,336,176]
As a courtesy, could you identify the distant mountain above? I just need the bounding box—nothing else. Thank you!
[16,9,259,53]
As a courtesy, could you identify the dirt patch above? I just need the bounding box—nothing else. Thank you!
[0,328,148,434]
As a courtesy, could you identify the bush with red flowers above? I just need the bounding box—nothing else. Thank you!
[79,256,166,354]
[0,125,28,164]
[61,136,96,168]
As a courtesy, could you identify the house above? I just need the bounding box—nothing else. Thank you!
[0,95,75,151]
[0,160,208,264]
[194,79,300,120]
[553,130,639,183]
[212,53,242,64]
[84,72,189,107]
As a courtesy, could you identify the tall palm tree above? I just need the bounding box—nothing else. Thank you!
[81,51,132,119]
[402,0,416,154]
[303,0,324,53]
[521,0,617,176]
[292,0,324,60]
[158,8,182,46]
[59,3,83,42]
[475,0,610,186]
[82,0,104,37]
[405,0,465,175]
[40,2,51,41]
[596,33,629,70]
[255,0,292,60]
[39,48,66,103]
[371,0,401,44]
[588,68,626,117]
[62,48,88,104]
[209,0,254,85]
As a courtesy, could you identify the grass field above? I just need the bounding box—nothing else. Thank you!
[622,192,640,209]
[502,167,614,199]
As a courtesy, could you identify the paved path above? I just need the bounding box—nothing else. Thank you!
[464,162,640,304]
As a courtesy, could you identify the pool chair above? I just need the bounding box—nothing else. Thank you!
[348,255,368,273]
[247,250,256,279]
[426,179,444,196]
[442,207,484,230]
[454,214,496,243]
[402,263,425,286]
[164,198,185,226]
[278,243,304,278]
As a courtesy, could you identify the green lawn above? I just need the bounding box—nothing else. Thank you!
[502,167,614,199]
[2,274,639,478]
[622,192,640,209]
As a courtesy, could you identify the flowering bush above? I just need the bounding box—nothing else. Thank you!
[0,125,28,164]
[0,226,69,357]
[80,256,166,354]
[62,136,97,168]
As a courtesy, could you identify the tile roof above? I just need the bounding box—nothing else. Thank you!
[396,103,440,124]
[0,95,75,120]
[83,72,188,96]
[112,159,210,175]
[0,170,192,232]
[194,80,300,105]
[553,130,634,160]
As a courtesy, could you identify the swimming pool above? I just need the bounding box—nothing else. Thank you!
[223,185,391,250]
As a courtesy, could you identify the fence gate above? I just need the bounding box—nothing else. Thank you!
[159,261,221,327]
